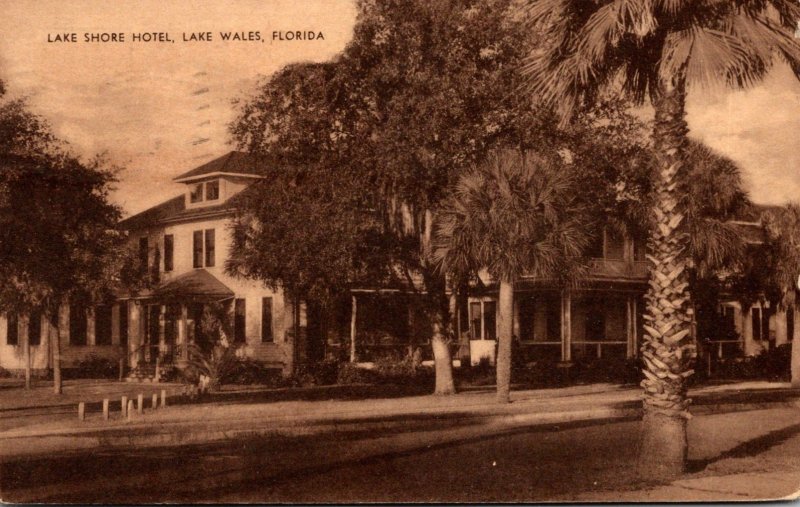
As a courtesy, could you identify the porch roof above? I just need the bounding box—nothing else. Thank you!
[153,269,234,302]
[120,269,235,303]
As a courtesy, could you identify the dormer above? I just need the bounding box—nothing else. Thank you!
[173,151,266,209]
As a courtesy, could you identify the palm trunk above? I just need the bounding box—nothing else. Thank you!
[431,314,455,395]
[496,279,514,403]
[637,73,695,480]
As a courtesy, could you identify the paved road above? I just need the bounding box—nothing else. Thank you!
[2,407,799,502]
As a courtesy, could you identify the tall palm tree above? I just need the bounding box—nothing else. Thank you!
[523,0,800,478]
[433,149,589,403]
[761,204,800,386]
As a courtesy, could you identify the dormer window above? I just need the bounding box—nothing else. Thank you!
[190,183,203,203]
[205,180,219,200]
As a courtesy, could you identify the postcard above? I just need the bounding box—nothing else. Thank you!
[0,0,799,503]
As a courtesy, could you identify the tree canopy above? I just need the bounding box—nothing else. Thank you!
[0,87,133,317]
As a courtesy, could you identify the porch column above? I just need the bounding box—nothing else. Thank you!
[742,305,757,356]
[87,307,96,346]
[178,304,188,360]
[158,305,166,353]
[350,294,357,363]
[561,290,572,362]
[128,301,141,368]
[632,297,639,356]
[775,307,789,346]
[626,296,634,358]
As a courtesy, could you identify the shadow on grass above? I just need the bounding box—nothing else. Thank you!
[4,414,638,503]
[687,422,800,473]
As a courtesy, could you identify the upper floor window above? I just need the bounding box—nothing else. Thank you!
[189,180,220,204]
[138,237,148,267]
[190,183,203,203]
[586,231,604,258]
[205,229,215,267]
[193,229,216,268]
[205,180,220,201]
[605,229,625,260]
[164,234,174,272]
[193,231,203,268]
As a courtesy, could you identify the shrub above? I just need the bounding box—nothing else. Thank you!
[711,344,791,382]
[573,356,641,385]
[457,357,496,387]
[336,362,377,385]
[221,357,283,386]
[71,354,118,379]
[179,342,243,393]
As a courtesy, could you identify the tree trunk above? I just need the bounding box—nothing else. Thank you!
[792,302,800,386]
[24,315,31,390]
[496,279,514,403]
[53,307,64,395]
[637,73,694,480]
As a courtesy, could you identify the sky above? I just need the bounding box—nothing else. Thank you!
[0,0,799,217]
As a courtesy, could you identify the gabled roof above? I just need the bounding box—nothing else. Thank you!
[173,151,270,183]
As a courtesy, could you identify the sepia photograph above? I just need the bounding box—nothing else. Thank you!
[1,0,800,502]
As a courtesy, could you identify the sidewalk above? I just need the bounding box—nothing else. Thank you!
[1,380,798,459]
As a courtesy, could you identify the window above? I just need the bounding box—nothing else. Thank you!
[138,237,148,267]
[469,302,482,340]
[605,230,625,260]
[789,307,795,342]
[164,234,174,272]
[205,180,220,200]
[752,307,762,340]
[483,301,496,340]
[519,297,536,342]
[28,312,41,346]
[6,314,17,345]
[193,229,216,268]
[234,298,246,343]
[204,229,215,267]
[119,303,128,346]
[585,298,606,341]
[190,183,203,203]
[469,301,497,340]
[633,235,647,261]
[261,298,273,342]
[69,304,87,346]
[587,231,604,258]
[193,230,203,268]
[95,305,112,345]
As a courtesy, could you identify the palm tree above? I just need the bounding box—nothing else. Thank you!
[760,204,800,386]
[523,0,800,478]
[433,148,589,403]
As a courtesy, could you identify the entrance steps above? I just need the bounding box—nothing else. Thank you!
[125,364,176,383]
